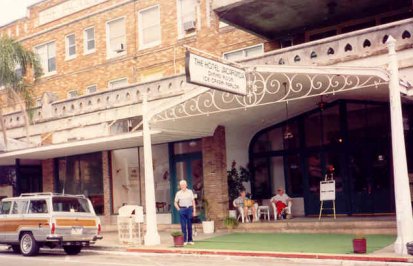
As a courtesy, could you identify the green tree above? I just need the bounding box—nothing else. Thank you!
[227,161,251,203]
[0,36,42,149]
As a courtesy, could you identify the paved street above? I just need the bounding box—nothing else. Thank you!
[0,247,410,266]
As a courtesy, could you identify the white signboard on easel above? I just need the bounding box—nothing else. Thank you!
[320,180,336,201]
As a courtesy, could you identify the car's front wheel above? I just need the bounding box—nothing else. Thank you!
[20,232,39,256]
[63,246,82,255]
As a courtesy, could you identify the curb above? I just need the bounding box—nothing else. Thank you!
[126,248,412,263]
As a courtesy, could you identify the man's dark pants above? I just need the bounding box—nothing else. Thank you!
[179,207,193,242]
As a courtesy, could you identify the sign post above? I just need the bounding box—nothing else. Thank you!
[319,180,336,220]
[185,52,247,95]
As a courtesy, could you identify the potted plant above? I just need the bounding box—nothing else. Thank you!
[353,234,367,253]
[171,231,184,247]
[227,161,251,208]
[202,199,215,234]
[223,217,238,231]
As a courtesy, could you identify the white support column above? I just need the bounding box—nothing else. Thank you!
[142,92,161,246]
[387,36,413,255]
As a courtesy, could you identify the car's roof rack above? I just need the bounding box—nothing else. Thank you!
[20,192,55,197]
[19,193,86,198]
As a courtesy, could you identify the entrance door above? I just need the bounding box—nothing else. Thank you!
[17,165,42,194]
[303,151,349,215]
[170,153,203,224]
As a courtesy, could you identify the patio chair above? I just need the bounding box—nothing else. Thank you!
[233,199,258,223]
[271,201,292,221]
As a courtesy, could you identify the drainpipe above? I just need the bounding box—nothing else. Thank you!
[387,35,413,255]
[142,92,161,246]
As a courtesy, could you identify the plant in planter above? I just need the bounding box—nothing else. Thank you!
[223,217,239,231]
[171,231,184,247]
[353,234,367,254]
[201,199,215,234]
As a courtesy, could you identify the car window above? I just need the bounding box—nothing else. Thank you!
[0,201,11,214]
[52,197,91,213]
[11,200,28,214]
[28,200,48,214]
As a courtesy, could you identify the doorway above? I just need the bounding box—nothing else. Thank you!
[169,140,203,224]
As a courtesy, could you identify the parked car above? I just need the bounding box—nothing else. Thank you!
[0,193,102,256]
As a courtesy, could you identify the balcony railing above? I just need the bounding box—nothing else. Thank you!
[245,18,413,66]
[3,74,189,130]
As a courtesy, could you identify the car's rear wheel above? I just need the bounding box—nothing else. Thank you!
[20,232,39,256]
[11,245,21,253]
[63,246,82,255]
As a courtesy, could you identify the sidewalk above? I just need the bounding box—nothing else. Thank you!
[88,230,413,263]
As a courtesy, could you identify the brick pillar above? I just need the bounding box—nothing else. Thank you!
[202,126,228,221]
[42,159,54,192]
[102,151,112,216]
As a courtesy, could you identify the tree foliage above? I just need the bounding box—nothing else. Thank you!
[0,36,42,147]
[227,160,251,202]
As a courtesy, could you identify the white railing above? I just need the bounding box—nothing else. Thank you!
[245,19,413,66]
[2,74,189,129]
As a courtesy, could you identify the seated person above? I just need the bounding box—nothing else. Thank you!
[233,190,257,222]
[271,187,292,219]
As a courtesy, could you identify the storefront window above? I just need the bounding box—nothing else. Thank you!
[0,166,17,198]
[56,153,104,215]
[322,105,340,145]
[305,111,322,147]
[252,158,270,198]
[173,140,201,154]
[285,155,303,196]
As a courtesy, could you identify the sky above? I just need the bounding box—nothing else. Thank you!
[0,0,42,26]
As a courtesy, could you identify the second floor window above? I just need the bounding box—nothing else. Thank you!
[106,17,126,58]
[223,44,264,61]
[84,27,95,53]
[177,0,196,37]
[108,78,128,89]
[65,34,76,59]
[35,41,56,75]
[138,5,161,49]
[86,85,97,94]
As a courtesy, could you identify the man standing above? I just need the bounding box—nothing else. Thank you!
[174,180,196,245]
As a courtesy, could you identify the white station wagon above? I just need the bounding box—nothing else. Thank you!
[0,193,102,256]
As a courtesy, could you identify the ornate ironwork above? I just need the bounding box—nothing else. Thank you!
[152,70,388,123]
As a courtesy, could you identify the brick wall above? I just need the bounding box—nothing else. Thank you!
[102,150,112,216]
[41,159,54,192]
[0,0,267,104]
[202,125,228,221]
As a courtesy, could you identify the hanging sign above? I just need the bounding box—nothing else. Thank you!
[320,180,336,201]
[185,52,247,95]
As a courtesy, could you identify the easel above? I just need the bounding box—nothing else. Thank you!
[318,175,336,220]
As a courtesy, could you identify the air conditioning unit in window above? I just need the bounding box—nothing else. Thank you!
[114,43,125,53]
[183,20,196,32]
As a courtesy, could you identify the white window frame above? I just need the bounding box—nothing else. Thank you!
[108,78,128,89]
[34,41,57,76]
[223,43,264,61]
[67,90,78,99]
[106,17,126,59]
[176,0,197,39]
[83,26,96,54]
[85,84,97,94]
[138,5,161,50]
[65,33,76,60]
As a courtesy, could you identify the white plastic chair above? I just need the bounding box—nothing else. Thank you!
[271,201,292,221]
[233,199,258,223]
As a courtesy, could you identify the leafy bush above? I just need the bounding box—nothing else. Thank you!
[223,217,239,229]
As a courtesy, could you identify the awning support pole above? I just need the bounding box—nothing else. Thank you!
[142,92,160,246]
[387,35,413,255]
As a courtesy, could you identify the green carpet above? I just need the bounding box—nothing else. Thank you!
[185,233,396,254]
